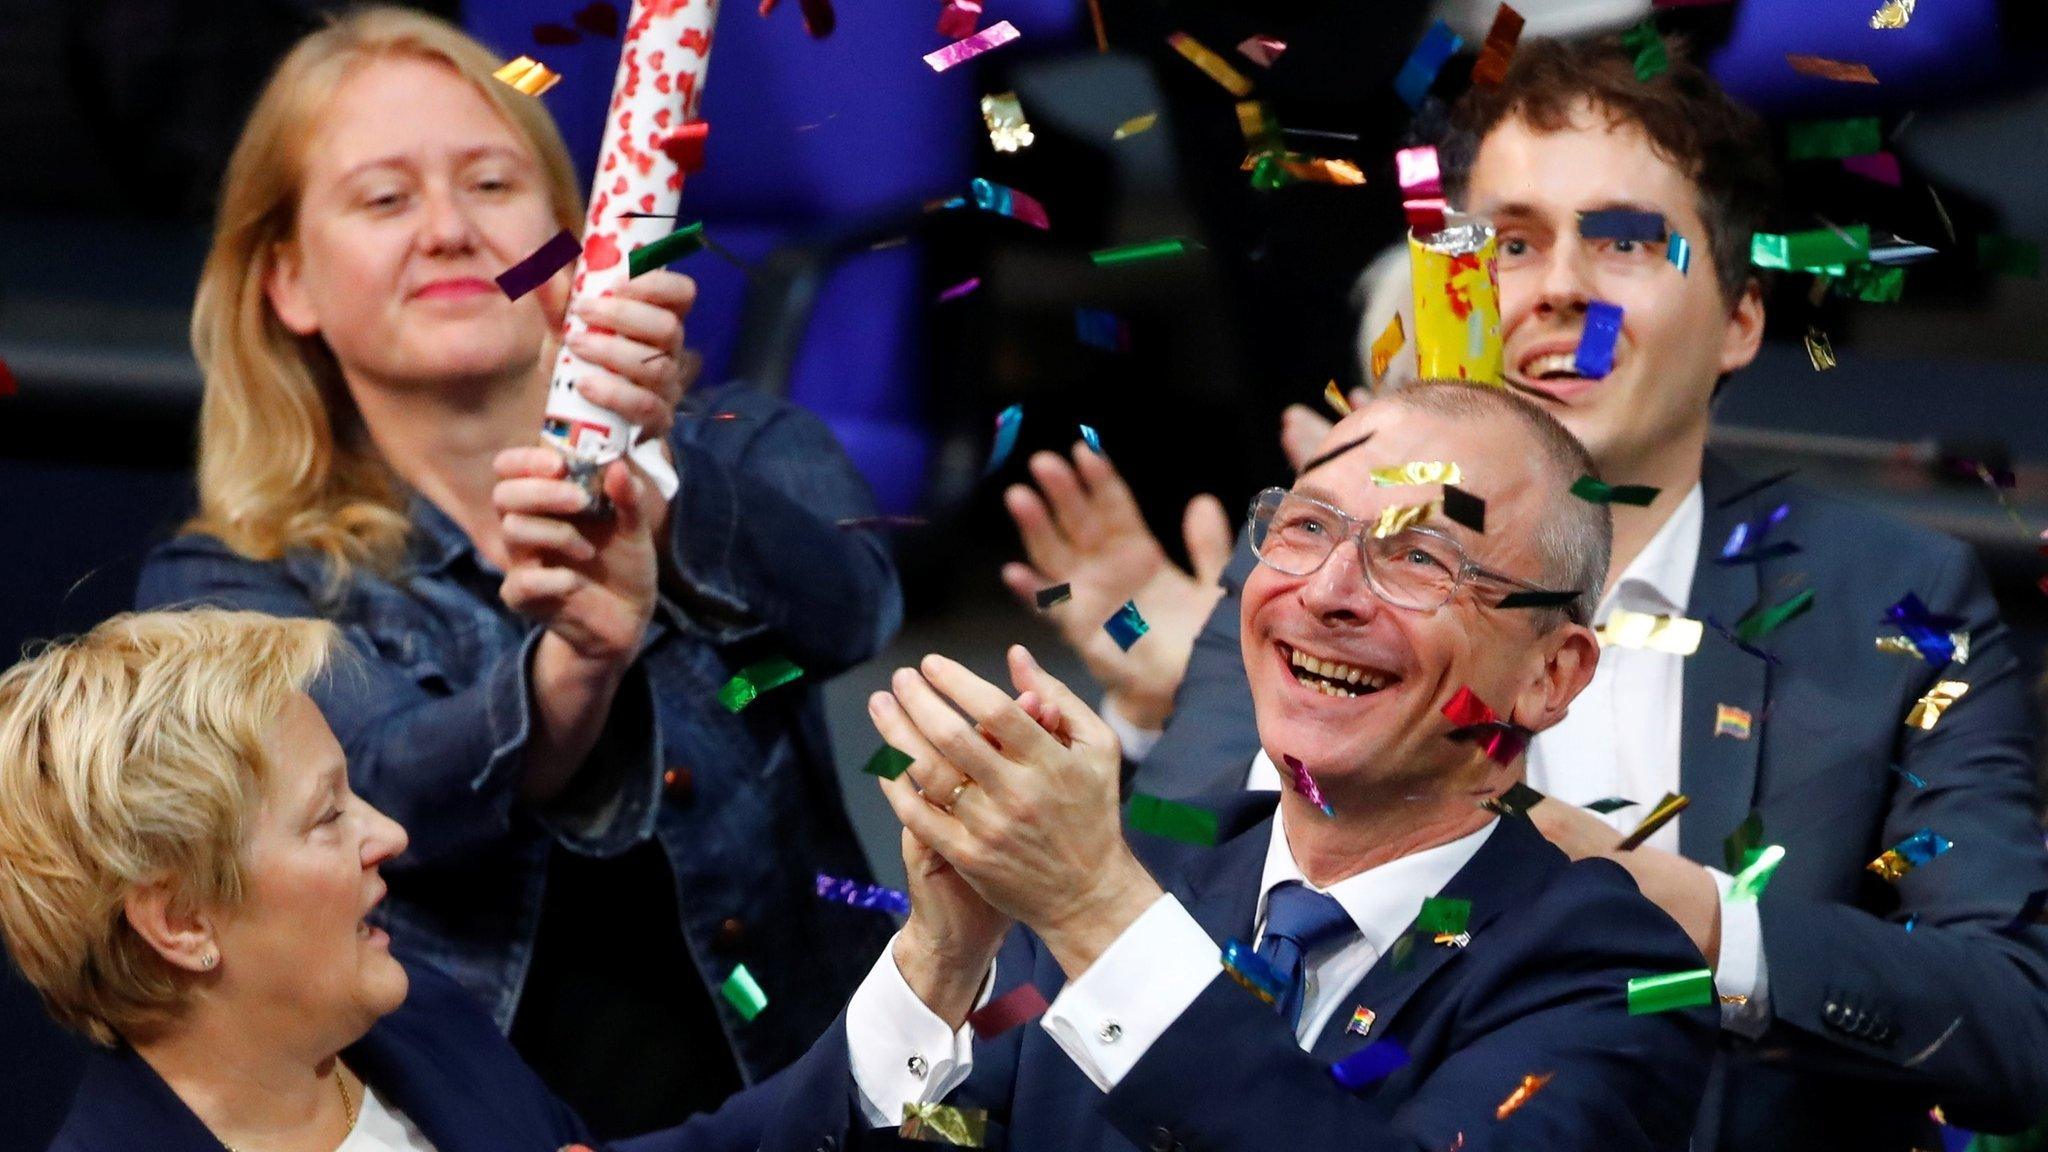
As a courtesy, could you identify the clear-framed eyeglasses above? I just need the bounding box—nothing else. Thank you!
[1245,487,1584,624]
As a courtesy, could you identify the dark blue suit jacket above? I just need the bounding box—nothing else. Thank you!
[45,961,797,1152]
[762,792,1717,1152]
[1132,454,2048,1149]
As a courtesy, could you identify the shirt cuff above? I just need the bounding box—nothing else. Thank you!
[1100,696,1164,764]
[845,933,987,1128]
[1039,894,1221,1092]
[1709,866,1771,1038]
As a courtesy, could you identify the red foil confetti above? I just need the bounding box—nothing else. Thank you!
[1238,35,1287,67]
[1786,53,1880,84]
[1469,4,1525,87]
[966,983,1050,1037]
[936,0,981,40]
[1841,153,1902,186]
[659,122,710,174]
[573,2,621,38]
[758,0,837,38]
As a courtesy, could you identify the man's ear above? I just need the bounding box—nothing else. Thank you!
[1718,277,1765,376]
[123,880,219,975]
[264,239,321,337]
[1510,623,1600,734]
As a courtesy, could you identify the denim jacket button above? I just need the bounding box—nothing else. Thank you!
[663,765,695,802]
[714,917,747,952]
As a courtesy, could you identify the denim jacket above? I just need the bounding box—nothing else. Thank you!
[136,385,902,1083]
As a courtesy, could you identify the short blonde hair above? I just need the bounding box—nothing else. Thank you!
[187,6,583,585]
[0,610,340,1046]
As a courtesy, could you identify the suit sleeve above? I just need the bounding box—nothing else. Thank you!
[1099,869,1717,1152]
[1755,539,2048,1129]
[661,387,903,675]
[1131,546,1263,801]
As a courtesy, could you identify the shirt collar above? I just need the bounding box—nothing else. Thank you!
[406,493,475,578]
[1599,482,1704,622]
[1256,813,1498,960]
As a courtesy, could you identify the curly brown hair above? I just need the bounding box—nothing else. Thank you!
[1441,32,1779,309]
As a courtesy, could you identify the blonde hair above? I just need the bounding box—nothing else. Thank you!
[186,6,583,583]
[0,610,340,1046]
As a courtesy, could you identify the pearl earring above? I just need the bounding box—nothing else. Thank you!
[200,952,218,971]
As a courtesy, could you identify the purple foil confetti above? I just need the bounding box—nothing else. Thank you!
[1574,300,1624,379]
[1282,754,1336,816]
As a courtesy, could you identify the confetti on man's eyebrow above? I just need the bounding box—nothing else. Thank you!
[493,55,563,96]
[1578,209,1668,243]
[1033,583,1072,610]
[1870,0,1915,27]
[1735,588,1815,643]
[1570,476,1660,506]
[1329,1040,1411,1088]
[980,91,1035,152]
[862,744,914,780]
[1616,791,1690,849]
[1868,829,1952,882]
[1238,34,1287,67]
[1441,486,1486,532]
[966,983,1050,1036]
[1166,31,1254,96]
[1091,237,1195,265]
[1370,314,1407,381]
[1496,589,1577,610]
[1786,117,1883,161]
[900,1102,989,1147]
[1103,600,1151,650]
[495,229,581,301]
[1573,301,1624,379]
[718,656,805,712]
[1127,793,1220,846]
[720,964,769,1020]
[924,21,1020,72]
[628,223,708,278]
[1628,968,1714,1014]
[1495,1072,1555,1121]
[1786,53,1880,84]
[816,873,911,916]
[1113,112,1159,140]
[1469,4,1525,88]
[1373,502,1434,538]
[1597,609,1703,655]
[1282,755,1336,815]
[1905,681,1970,730]
[1296,432,1374,476]
[1393,20,1463,108]
[981,404,1023,476]
[1371,461,1463,487]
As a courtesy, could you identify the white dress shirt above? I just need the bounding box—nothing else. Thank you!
[1248,484,1766,1034]
[335,1083,438,1152]
[845,814,1494,1122]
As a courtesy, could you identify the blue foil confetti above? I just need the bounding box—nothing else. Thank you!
[1717,503,1799,565]
[1898,829,1953,867]
[1329,1040,1412,1089]
[1579,209,1667,242]
[982,404,1023,477]
[815,873,911,916]
[1667,235,1692,275]
[1220,939,1288,1004]
[1884,592,1966,668]
[1104,600,1151,651]
[1392,21,1463,109]
[1574,300,1624,378]
[1079,424,1105,455]
[1075,308,1131,352]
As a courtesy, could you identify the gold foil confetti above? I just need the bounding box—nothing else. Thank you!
[1113,112,1159,140]
[1494,1071,1554,1120]
[1596,609,1704,656]
[1905,680,1969,730]
[1370,314,1406,382]
[1804,326,1838,371]
[1371,461,1463,488]
[1871,0,1916,28]
[900,1102,989,1147]
[1323,380,1354,416]
[493,55,563,96]
[1167,31,1254,96]
[1373,502,1435,538]
[979,91,1035,152]
[1616,792,1691,851]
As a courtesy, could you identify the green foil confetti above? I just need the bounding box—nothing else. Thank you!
[1833,264,1905,302]
[1735,588,1815,643]
[1620,19,1668,82]
[1724,811,1765,872]
[1091,237,1195,266]
[628,222,708,278]
[720,964,769,1021]
[1752,225,1870,273]
[1570,476,1661,506]
[1585,797,1639,815]
[1727,843,1786,902]
[1978,235,2042,279]
[1127,793,1220,846]
[863,744,915,780]
[1627,968,1714,1015]
[1785,117,1883,161]
[718,656,805,712]
[1416,895,1472,937]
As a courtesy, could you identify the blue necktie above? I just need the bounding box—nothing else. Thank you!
[1255,881,1358,1034]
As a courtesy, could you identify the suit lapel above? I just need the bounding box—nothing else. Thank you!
[1173,808,1275,948]
[1677,456,1771,865]
[1309,818,1563,1063]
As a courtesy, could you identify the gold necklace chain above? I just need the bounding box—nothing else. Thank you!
[217,1067,358,1152]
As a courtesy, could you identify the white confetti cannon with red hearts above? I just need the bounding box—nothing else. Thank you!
[542,0,720,502]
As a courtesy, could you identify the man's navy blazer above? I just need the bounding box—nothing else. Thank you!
[45,961,796,1152]
[762,792,1717,1152]
[1132,454,2048,1149]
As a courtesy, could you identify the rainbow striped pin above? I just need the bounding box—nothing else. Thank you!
[1346,1006,1376,1037]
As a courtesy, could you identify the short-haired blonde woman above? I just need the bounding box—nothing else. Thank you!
[134,8,899,1133]
[0,610,799,1152]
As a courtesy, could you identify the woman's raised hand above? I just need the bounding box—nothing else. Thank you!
[560,270,702,446]
[492,450,659,666]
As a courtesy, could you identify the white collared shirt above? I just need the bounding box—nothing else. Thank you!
[335,1084,438,1152]
[843,813,1495,1123]
[1251,483,1767,1035]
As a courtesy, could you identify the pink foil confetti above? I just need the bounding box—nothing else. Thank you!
[1281,755,1336,816]
[1237,35,1287,67]
[937,276,982,302]
[924,20,1020,72]
[1842,153,1902,186]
